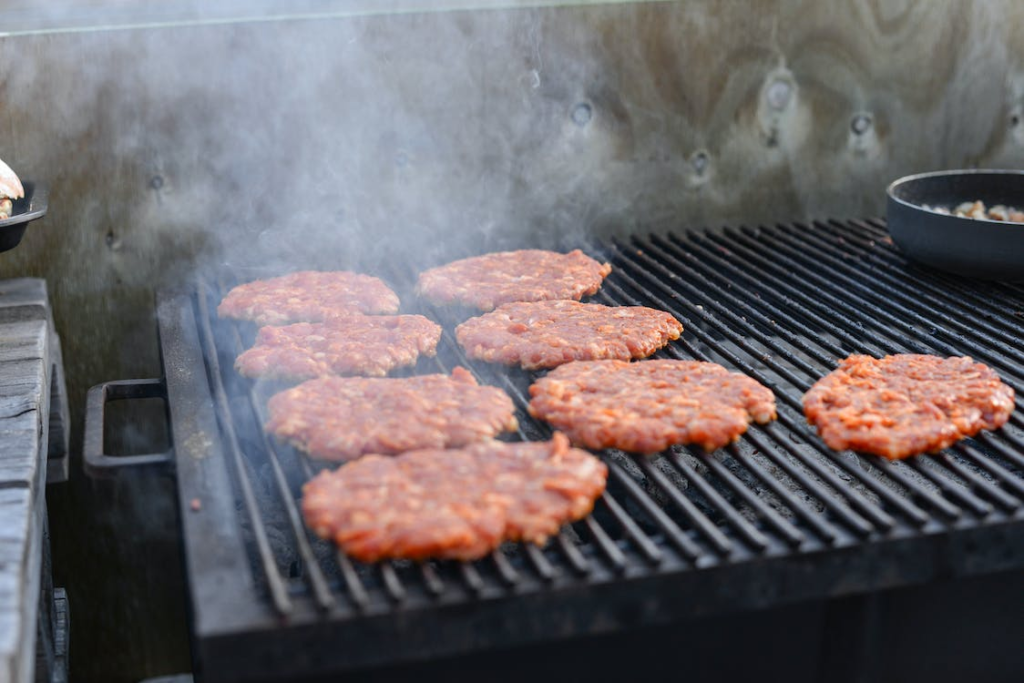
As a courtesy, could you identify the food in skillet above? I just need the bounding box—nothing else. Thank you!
[235,314,441,380]
[925,201,1024,222]
[456,300,682,370]
[529,360,777,453]
[217,271,399,325]
[416,249,612,311]
[265,367,518,461]
[301,433,607,561]
[0,157,24,221]
[802,354,1014,459]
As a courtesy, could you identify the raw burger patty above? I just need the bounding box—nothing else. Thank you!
[235,315,442,380]
[302,433,608,561]
[218,271,399,325]
[416,249,611,311]
[265,367,518,461]
[529,360,777,452]
[456,300,682,370]
[802,354,1015,459]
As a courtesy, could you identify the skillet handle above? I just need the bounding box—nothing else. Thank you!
[83,378,174,478]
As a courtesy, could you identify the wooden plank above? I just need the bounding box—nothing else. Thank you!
[0,320,47,340]
[0,569,21,655]
[0,396,35,421]
[0,411,41,489]
[0,279,53,683]
[0,372,44,396]
[0,386,45,410]
[0,489,31,541]
[0,321,47,367]
[0,337,45,364]
[19,484,45,683]
[0,379,45,404]
[0,487,45,683]
[0,502,46,683]
[0,321,46,365]
[0,316,47,495]
[0,363,47,407]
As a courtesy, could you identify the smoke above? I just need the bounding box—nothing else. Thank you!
[2,5,588,293]
[102,7,608,278]
[6,1,1024,289]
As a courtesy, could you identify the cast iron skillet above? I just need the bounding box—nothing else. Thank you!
[0,181,48,253]
[886,169,1024,281]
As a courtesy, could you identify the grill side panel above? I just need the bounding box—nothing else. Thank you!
[157,292,274,637]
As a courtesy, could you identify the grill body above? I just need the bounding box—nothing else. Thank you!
[156,219,1024,682]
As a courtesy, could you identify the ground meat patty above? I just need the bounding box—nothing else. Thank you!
[529,360,777,453]
[802,354,1015,459]
[302,433,608,561]
[456,300,682,370]
[416,249,612,311]
[265,367,518,461]
[235,315,442,380]
[218,271,399,325]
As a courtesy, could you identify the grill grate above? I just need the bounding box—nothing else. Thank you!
[164,218,1024,682]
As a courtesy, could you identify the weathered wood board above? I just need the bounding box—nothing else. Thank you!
[0,279,65,683]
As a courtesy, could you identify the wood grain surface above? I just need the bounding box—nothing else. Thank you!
[0,279,54,683]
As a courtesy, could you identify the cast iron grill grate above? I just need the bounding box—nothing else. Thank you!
[164,218,1024,682]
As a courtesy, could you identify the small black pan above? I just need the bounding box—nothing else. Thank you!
[886,169,1024,281]
[0,181,48,253]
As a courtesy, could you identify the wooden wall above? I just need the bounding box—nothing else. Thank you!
[1,1,1022,680]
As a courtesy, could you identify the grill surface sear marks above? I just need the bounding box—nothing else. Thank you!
[301,433,608,561]
[802,354,1015,459]
[529,359,777,453]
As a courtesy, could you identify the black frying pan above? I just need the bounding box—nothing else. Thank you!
[886,169,1024,281]
[0,181,48,253]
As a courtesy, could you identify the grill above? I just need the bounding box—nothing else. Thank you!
[88,218,1024,682]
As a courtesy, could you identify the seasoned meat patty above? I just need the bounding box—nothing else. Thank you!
[218,271,399,325]
[416,249,612,311]
[802,354,1015,459]
[235,315,442,380]
[302,433,608,561]
[456,300,682,370]
[265,367,518,461]
[529,360,777,452]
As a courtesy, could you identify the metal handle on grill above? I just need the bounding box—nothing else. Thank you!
[83,378,174,478]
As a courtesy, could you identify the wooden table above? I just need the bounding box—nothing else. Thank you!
[0,279,69,683]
